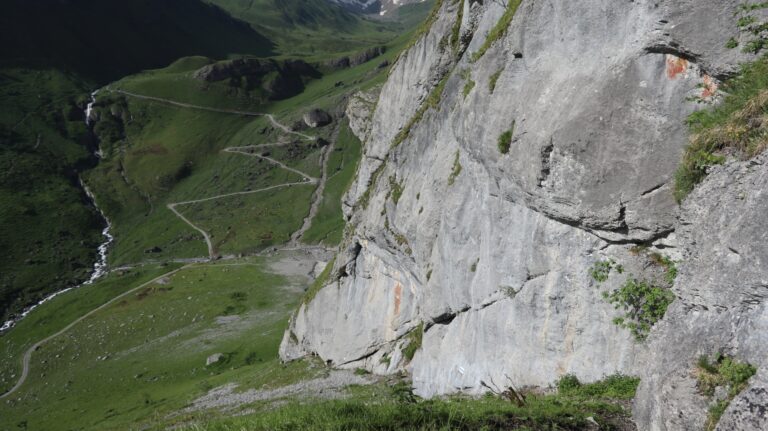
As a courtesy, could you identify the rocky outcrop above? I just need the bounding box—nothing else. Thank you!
[633,154,768,431]
[193,58,320,100]
[282,0,766,429]
[345,87,380,142]
[325,46,386,69]
[303,109,333,128]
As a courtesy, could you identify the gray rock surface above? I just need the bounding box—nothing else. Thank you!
[633,154,768,431]
[281,0,766,429]
[303,109,333,128]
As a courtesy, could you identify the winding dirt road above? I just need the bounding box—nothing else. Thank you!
[0,265,191,399]
[113,90,330,260]
[0,92,336,399]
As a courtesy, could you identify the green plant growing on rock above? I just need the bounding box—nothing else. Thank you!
[649,252,678,284]
[303,256,336,305]
[449,0,466,55]
[471,0,524,62]
[590,258,623,283]
[489,69,503,93]
[602,278,675,341]
[463,78,476,98]
[402,322,424,361]
[675,16,768,201]
[696,354,757,431]
[497,122,516,154]
[448,151,462,185]
[388,176,404,204]
[556,373,640,399]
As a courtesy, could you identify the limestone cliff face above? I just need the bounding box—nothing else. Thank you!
[281,0,767,429]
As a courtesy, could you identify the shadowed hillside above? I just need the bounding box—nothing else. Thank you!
[0,0,274,83]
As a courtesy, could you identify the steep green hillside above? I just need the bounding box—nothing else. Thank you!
[0,0,274,84]
[0,69,104,321]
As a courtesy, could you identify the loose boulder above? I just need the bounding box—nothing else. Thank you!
[303,109,332,128]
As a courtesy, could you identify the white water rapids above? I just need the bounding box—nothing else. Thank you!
[1,90,112,333]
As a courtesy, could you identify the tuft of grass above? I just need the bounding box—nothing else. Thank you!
[388,176,405,204]
[391,71,451,149]
[675,57,768,202]
[470,0,524,62]
[449,0,466,55]
[489,69,503,93]
[303,256,336,305]
[463,79,476,98]
[447,151,462,185]
[402,322,424,361]
[497,122,516,154]
[179,373,638,431]
[401,0,446,55]
[696,354,757,431]
[556,373,640,400]
[726,37,739,49]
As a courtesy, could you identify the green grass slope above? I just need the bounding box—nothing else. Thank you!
[302,119,362,245]
[0,0,274,84]
[0,257,320,430]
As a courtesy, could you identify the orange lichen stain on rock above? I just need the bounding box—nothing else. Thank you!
[701,74,718,98]
[393,283,403,316]
[666,54,689,79]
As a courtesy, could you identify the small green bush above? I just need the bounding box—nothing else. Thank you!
[726,37,739,49]
[589,259,623,283]
[603,278,674,340]
[556,374,581,393]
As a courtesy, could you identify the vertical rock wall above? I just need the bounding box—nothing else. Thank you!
[282,0,767,428]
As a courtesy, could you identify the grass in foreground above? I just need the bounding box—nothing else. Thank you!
[182,374,639,431]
